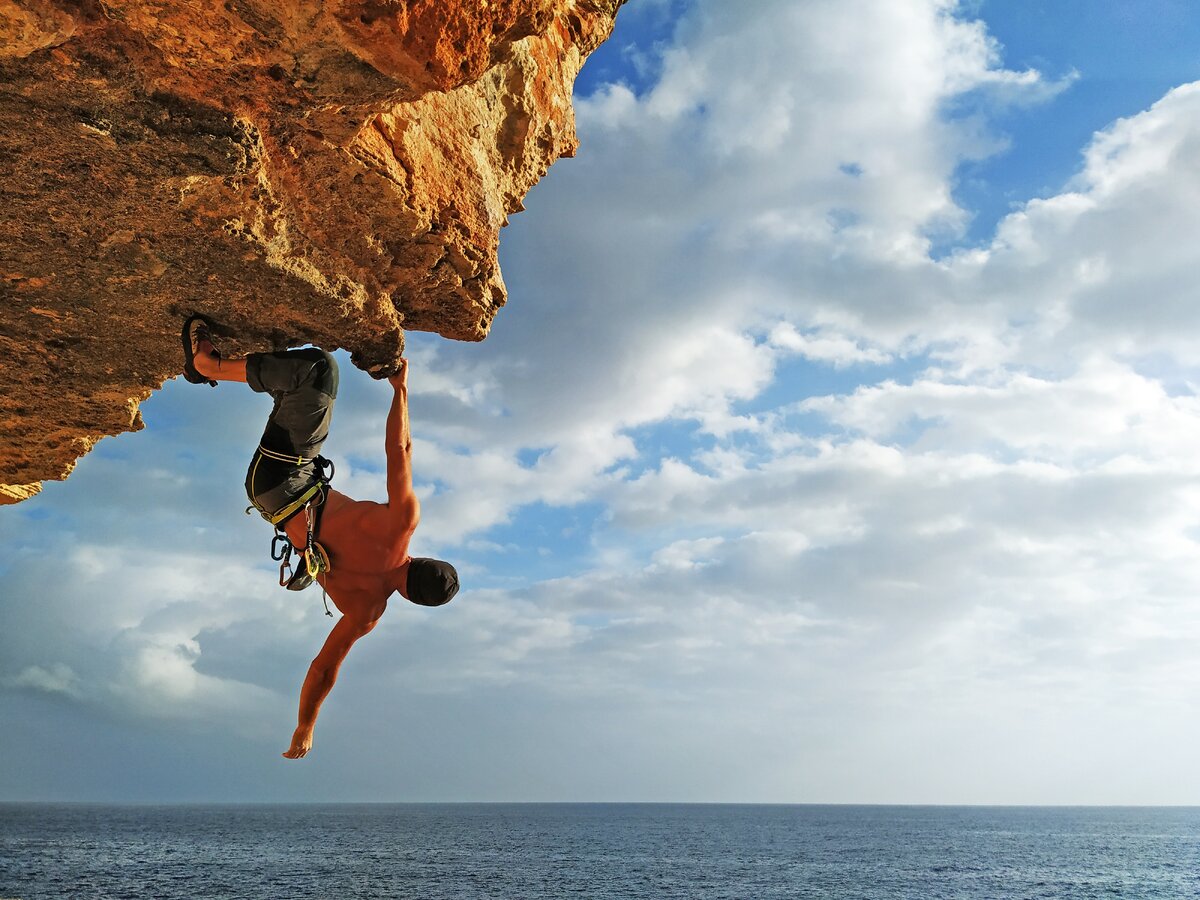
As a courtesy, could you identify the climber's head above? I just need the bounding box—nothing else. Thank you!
[405,557,460,607]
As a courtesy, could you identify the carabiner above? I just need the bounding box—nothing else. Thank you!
[271,532,293,562]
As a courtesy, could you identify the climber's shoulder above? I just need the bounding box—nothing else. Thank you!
[323,488,418,537]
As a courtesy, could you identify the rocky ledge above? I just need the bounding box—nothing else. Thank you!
[0,0,623,501]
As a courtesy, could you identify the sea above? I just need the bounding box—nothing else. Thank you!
[1,803,1197,899]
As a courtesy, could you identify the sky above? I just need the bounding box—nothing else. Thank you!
[4,0,1200,804]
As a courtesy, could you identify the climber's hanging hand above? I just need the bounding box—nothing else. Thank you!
[388,357,408,391]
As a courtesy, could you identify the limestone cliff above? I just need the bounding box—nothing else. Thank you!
[0,0,623,502]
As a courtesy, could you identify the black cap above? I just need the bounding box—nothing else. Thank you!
[406,558,460,607]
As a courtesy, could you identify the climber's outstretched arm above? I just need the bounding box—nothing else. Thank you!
[385,360,419,525]
[282,607,384,759]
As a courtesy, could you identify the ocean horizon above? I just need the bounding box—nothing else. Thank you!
[2,801,1200,811]
[4,802,1198,898]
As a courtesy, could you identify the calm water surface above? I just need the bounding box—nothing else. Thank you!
[2,803,1198,899]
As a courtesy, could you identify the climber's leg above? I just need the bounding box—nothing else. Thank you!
[245,349,339,461]
[243,348,339,526]
[192,337,248,383]
[182,314,248,384]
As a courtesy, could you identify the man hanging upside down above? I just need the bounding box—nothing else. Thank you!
[181,315,459,760]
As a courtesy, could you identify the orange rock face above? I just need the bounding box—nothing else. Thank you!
[0,0,623,501]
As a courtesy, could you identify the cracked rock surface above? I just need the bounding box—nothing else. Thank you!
[0,0,623,501]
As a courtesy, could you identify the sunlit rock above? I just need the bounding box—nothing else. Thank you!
[0,0,623,500]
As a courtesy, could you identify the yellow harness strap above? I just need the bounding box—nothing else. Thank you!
[264,481,324,527]
[246,446,325,525]
[247,446,335,615]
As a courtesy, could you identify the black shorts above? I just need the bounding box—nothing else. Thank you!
[243,348,339,521]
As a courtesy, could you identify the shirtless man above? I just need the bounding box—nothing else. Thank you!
[184,317,459,759]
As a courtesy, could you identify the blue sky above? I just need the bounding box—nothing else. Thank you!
[955,0,1200,246]
[5,0,1200,803]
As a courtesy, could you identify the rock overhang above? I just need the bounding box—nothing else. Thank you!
[0,0,625,500]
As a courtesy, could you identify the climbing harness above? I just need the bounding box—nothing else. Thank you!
[247,453,337,616]
[269,488,334,615]
[247,449,335,526]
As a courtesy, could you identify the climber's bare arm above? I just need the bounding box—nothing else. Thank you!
[385,360,420,525]
[282,607,384,759]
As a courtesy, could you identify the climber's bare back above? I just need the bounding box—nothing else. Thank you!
[280,488,420,614]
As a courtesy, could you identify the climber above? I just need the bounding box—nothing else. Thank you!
[181,315,459,760]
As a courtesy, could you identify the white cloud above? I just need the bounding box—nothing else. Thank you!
[803,360,1200,463]
[953,82,1200,369]
[4,663,81,697]
[769,323,892,367]
[0,520,314,732]
[372,0,1073,547]
[7,0,1200,802]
